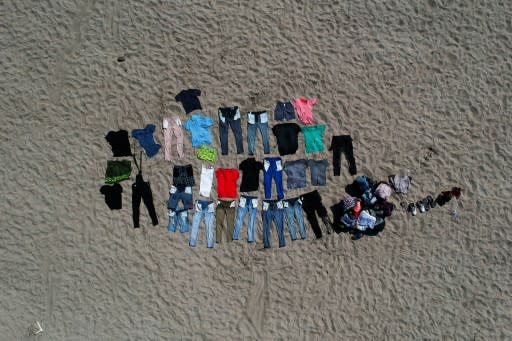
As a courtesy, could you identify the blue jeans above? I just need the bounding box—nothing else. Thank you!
[263,157,284,199]
[167,186,193,210]
[189,200,215,248]
[262,200,285,248]
[167,208,189,233]
[283,197,306,240]
[233,196,258,242]
[247,111,270,155]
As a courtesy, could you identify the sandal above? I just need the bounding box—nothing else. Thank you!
[407,203,417,216]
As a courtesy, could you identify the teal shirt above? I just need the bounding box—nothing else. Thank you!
[301,124,326,153]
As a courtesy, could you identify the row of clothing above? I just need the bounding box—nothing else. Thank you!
[169,190,333,248]
[175,88,318,125]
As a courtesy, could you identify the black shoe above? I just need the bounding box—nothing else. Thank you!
[352,231,363,240]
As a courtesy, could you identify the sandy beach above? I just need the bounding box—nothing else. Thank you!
[1,0,511,339]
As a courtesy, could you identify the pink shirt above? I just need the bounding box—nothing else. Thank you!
[293,97,317,125]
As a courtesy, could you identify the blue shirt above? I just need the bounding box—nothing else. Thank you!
[183,113,214,147]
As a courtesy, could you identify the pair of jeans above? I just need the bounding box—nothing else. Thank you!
[167,186,193,210]
[283,197,306,240]
[262,200,285,248]
[300,190,329,238]
[329,135,357,176]
[190,200,215,248]
[167,208,189,233]
[132,174,158,228]
[247,111,270,155]
[216,200,236,243]
[263,157,284,199]
[218,107,244,155]
[233,196,258,242]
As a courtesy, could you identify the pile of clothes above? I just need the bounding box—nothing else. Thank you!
[331,175,395,240]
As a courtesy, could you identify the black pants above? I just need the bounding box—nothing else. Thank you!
[300,190,328,238]
[329,135,357,176]
[132,174,158,228]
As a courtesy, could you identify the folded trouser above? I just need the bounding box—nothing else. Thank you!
[167,185,193,210]
[233,196,258,242]
[262,200,285,248]
[216,200,236,243]
[167,208,189,233]
[190,200,215,248]
[283,197,306,240]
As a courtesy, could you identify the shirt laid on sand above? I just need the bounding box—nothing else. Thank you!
[105,130,132,157]
[215,168,240,199]
[183,113,214,147]
[301,124,326,153]
[175,89,202,114]
[307,159,328,186]
[272,123,301,156]
[283,159,308,189]
[238,157,264,192]
[293,97,317,125]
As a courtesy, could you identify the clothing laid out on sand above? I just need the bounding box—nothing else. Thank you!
[263,157,284,199]
[274,101,296,121]
[131,153,158,228]
[131,124,161,157]
[175,89,202,114]
[272,123,301,156]
[100,183,123,210]
[183,113,214,147]
[301,124,326,153]
[329,135,357,176]
[105,130,132,157]
[162,116,184,161]
[247,111,271,155]
[105,160,132,184]
[293,97,317,125]
[239,157,264,192]
[218,106,244,155]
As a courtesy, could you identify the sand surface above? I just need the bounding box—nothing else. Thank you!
[1,0,512,339]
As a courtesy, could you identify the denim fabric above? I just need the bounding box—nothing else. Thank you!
[262,200,285,248]
[274,101,295,121]
[218,106,244,155]
[340,213,356,228]
[247,111,270,155]
[167,186,193,210]
[189,200,215,248]
[356,210,377,231]
[183,113,214,147]
[167,208,189,233]
[283,197,306,240]
[233,196,258,242]
[263,157,284,199]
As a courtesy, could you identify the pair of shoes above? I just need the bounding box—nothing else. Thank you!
[322,216,333,234]
[407,203,417,216]
[425,195,436,208]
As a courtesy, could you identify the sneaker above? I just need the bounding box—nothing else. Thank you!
[416,200,426,213]
[407,203,417,216]
[352,231,363,240]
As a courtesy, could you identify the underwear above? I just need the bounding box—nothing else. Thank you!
[196,145,217,162]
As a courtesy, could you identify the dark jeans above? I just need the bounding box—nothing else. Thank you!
[300,190,328,238]
[328,135,357,176]
[262,200,285,248]
[219,107,244,155]
[132,174,158,228]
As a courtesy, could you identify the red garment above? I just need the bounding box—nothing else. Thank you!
[353,200,362,219]
[215,168,240,198]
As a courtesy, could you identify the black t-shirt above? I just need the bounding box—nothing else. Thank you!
[100,183,123,210]
[272,123,301,155]
[105,130,132,157]
[175,89,202,114]
[239,158,263,192]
